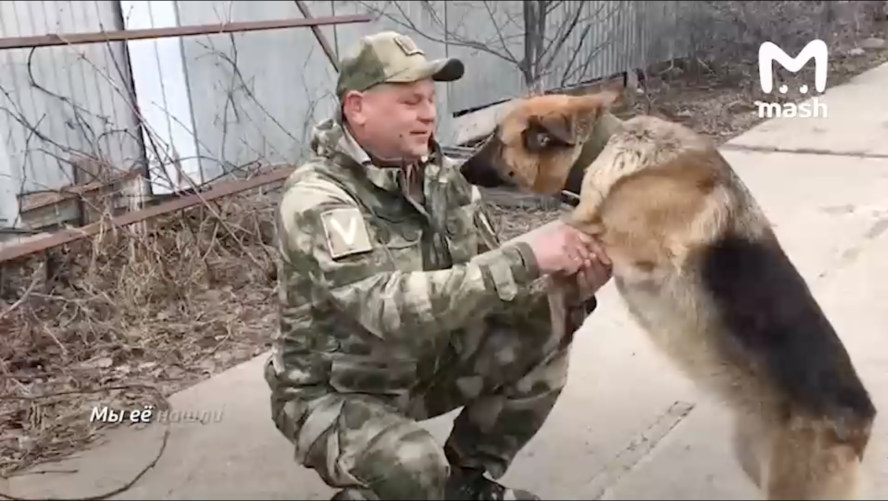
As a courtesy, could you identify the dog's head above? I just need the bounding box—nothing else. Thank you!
[459,91,619,196]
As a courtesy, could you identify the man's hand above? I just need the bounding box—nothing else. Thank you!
[573,238,612,301]
[520,221,606,276]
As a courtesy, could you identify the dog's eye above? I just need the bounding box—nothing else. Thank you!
[524,129,561,153]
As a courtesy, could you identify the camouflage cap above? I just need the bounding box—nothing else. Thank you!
[336,31,465,99]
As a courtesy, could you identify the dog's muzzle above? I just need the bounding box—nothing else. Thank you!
[459,129,513,189]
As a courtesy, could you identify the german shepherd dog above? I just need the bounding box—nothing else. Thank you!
[458,91,876,499]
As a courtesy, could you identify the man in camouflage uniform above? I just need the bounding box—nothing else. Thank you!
[264,31,613,500]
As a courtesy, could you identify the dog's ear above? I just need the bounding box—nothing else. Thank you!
[523,91,621,153]
[524,113,576,152]
[570,90,621,136]
[526,91,621,196]
[580,89,622,110]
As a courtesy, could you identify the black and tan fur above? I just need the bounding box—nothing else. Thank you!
[459,91,877,500]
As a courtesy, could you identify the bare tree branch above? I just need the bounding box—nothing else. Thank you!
[357,0,623,95]
[480,1,522,73]
[359,1,522,68]
[538,2,585,73]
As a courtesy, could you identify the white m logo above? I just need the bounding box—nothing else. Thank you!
[758,39,828,94]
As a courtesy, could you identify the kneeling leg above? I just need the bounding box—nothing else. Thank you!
[274,392,450,500]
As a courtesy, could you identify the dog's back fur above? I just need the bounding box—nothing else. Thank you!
[459,94,876,499]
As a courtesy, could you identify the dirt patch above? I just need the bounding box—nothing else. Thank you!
[1,23,887,484]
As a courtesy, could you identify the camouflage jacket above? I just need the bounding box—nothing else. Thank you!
[270,116,548,404]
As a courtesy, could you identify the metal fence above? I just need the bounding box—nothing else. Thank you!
[0,0,141,228]
[0,0,691,229]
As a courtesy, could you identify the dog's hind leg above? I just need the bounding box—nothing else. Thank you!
[732,411,770,490]
[765,415,871,500]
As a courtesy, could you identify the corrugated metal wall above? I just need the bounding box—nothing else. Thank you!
[175,0,341,184]
[174,0,462,181]
[0,1,143,216]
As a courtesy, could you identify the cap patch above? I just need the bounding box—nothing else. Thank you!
[393,35,423,57]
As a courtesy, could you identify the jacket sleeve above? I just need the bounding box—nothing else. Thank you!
[277,178,542,351]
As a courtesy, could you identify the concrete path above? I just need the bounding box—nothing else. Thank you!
[5,61,888,500]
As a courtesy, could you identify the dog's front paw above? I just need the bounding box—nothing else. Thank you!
[560,211,604,237]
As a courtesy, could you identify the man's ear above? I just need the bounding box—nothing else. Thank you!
[342,91,367,126]
[524,113,576,152]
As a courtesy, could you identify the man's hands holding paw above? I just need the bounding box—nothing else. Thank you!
[521,221,613,300]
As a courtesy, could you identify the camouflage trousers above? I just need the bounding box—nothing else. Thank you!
[265,295,591,500]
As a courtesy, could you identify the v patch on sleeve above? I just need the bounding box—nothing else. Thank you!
[319,207,373,259]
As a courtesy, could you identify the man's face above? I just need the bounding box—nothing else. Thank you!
[343,79,437,162]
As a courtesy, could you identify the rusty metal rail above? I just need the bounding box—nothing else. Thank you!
[0,164,564,265]
[294,0,342,72]
[0,14,374,51]
[0,167,297,265]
